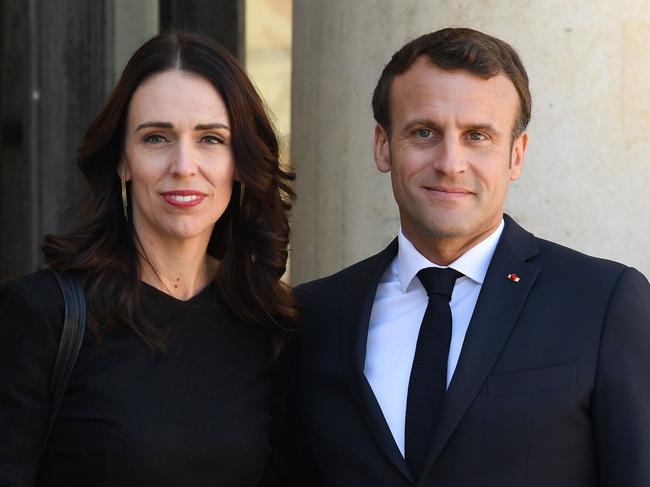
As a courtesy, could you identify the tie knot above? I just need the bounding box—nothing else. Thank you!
[416,267,461,300]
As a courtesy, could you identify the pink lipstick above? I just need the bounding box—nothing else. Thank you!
[160,190,206,208]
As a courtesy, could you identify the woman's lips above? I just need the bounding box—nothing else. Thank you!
[160,190,206,207]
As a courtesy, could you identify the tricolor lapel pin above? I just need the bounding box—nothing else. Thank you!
[507,273,521,283]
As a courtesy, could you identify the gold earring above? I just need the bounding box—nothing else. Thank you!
[120,167,128,221]
[239,182,245,207]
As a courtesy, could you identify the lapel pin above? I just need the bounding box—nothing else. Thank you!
[507,273,521,283]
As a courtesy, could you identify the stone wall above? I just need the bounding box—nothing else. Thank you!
[290,0,650,283]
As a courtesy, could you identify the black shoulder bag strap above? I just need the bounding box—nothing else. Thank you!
[42,270,87,453]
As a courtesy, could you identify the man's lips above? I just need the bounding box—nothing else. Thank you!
[422,185,473,200]
[160,190,207,207]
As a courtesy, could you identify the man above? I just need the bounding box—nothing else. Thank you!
[290,28,650,486]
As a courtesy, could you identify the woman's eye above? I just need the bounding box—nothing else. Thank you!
[417,128,432,138]
[143,134,167,144]
[201,135,223,145]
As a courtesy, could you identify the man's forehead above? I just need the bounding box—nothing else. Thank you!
[394,57,513,95]
[389,58,520,126]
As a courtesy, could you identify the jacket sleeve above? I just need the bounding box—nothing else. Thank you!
[0,276,61,487]
[593,267,650,486]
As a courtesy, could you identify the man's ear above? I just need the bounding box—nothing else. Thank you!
[509,131,528,181]
[374,124,391,173]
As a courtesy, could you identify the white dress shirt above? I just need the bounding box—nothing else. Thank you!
[363,220,504,456]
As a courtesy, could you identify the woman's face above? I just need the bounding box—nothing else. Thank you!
[122,70,236,249]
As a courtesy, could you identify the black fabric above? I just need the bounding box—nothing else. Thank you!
[0,270,285,487]
[289,215,650,486]
[405,268,460,478]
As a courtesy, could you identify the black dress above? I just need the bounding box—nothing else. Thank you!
[0,270,285,487]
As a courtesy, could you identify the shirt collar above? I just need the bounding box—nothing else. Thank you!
[397,219,505,293]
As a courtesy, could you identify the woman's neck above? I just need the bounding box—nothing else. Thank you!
[136,232,219,301]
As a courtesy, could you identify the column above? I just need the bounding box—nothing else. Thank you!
[290,0,650,283]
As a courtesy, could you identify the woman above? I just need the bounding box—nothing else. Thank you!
[0,32,297,486]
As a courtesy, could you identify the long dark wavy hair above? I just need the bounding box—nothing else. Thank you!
[43,32,298,351]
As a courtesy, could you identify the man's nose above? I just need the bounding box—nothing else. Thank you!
[433,137,467,175]
[169,138,198,177]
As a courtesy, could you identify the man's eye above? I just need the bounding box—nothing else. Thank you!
[417,128,432,138]
[469,132,486,141]
[143,134,167,144]
[201,135,223,145]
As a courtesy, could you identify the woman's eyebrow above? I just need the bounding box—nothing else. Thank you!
[134,121,231,131]
[194,122,230,131]
[135,121,173,131]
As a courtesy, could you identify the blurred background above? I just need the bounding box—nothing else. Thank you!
[2,0,649,284]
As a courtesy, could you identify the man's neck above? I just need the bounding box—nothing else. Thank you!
[403,220,503,267]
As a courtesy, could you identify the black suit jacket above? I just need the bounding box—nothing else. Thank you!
[290,215,650,486]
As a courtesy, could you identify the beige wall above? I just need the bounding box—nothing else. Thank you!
[246,0,292,139]
[290,0,650,284]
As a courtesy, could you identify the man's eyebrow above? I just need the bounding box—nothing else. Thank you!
[462,123,499,133]
[402,118,441,132]
[135,121,231,131]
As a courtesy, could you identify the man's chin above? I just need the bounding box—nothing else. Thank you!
[401,210,489,243]
[422,216,474,240]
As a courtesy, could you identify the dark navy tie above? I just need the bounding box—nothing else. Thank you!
[405,267,461,478]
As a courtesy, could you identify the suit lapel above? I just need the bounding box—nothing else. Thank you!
[340,239,416,484]
[421,216,541,476]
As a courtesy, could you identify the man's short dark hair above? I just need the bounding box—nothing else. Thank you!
[372,27,531,140]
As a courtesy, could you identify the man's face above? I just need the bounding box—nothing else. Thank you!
[374,57,527,261]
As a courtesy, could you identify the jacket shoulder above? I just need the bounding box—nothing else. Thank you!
[293,238,398,309]
[1,269,64,313]
[0,269,65,341]
[526,235,650,305]
[533,236,635,278]
[293,255,379,305]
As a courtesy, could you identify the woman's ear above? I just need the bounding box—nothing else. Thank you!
[118,161,131,181]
